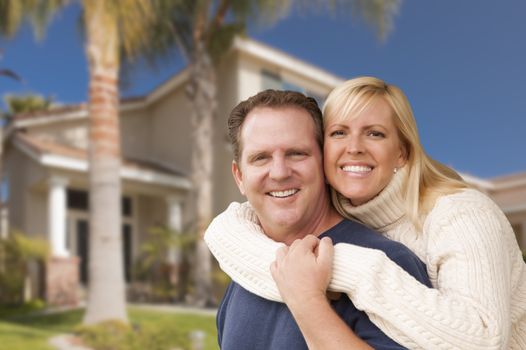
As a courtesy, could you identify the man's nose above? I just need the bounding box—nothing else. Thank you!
[269,157,291,180]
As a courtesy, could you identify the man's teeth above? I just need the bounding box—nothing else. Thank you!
[269,189,299,198]
[342,165,372,173]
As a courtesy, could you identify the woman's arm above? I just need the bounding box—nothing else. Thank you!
[205,200,517,349]
[205,202,283,301]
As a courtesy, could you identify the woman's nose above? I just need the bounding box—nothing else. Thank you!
[346,136,365,155]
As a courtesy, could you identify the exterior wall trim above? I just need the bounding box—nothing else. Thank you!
[13,139,191,190]
[233,37,344,89]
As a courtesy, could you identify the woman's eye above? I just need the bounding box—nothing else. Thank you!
[368,130,385,138]
[329,130,345,137]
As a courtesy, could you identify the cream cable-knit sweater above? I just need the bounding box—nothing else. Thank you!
[204,170,526,349]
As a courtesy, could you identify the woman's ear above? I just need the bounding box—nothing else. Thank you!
[397,143,408,168]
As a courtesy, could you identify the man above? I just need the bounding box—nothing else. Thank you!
[214,90,431,349]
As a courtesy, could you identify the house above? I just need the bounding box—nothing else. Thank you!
[2,37,525,305]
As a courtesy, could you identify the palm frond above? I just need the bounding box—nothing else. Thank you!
[0,0,68,40]
[0,68,21,81]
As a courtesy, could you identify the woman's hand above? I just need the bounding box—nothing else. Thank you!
[270,235,334,308]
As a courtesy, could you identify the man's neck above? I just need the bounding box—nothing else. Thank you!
[262,205,343,246]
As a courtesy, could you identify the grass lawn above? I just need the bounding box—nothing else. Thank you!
[0,306,219,350]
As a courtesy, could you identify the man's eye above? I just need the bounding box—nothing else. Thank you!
[290,151,307,157]
[249,154,267,163]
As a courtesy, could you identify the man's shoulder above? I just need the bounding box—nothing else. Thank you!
[218,283,308,349]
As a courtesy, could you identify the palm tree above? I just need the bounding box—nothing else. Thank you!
[81,0,157,324]
[141,0,402,306]
[0,48,22,201]
[0,0,156,324]
[4,93,53,114]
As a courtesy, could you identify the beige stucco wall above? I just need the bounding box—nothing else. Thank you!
[213,51,245,215]
[25,190,47,240]
[5,147,48,237]
[121,107,153,161]
[505,211,526,251]
[27,119,89,150]
[487,183,526,251]
[149,86,193,173]
[490,185,526,209]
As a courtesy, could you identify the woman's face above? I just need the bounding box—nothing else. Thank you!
[323,97,407,206]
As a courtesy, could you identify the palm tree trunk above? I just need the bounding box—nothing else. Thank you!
[187,41,214,307]
[83,0,127,324]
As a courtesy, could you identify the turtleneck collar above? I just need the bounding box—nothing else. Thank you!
[339,166,408,231]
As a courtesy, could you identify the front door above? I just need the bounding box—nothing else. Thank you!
[68,216,132,285]
[76,219,89,284]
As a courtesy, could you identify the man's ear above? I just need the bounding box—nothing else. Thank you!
[232,160,246,196]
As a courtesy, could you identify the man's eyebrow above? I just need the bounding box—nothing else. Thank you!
[246,150,268,161]
[286,147,311,155]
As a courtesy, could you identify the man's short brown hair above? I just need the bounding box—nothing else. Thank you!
[228,89,324,162]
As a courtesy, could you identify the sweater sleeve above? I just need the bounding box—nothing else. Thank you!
[330,201,512,350]
[205,200,515,349]
[205,202,284,301]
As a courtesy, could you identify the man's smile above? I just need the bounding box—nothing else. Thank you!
[267,189,300,198]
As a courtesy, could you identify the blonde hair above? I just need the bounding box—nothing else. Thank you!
[324,76,468,228]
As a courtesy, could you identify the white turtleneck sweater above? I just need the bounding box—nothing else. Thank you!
[204,170,526,349]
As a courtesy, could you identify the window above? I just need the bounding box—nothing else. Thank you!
[67,189,132,217]
[261,70,282,90]
[122,196,133,217]
[67,189,88,211]
[260,70,326,106]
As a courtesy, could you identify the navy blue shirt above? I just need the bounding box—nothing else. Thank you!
[217,219,432,350]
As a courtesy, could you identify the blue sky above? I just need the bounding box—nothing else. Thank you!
[1,0,525,179]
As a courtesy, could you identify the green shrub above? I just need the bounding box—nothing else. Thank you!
[131,226,196,303]
[0,232,49,304]
[0,299,45,319]
[77,319,190,350]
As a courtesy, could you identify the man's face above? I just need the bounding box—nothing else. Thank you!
[232,106,330,243]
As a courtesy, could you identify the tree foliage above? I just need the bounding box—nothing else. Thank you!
[4,93,53,115]
[0,231,49,304]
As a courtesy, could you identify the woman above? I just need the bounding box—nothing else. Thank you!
[205,77,526,349]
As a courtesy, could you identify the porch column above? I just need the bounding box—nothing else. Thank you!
[46,176,79,306]
[167,196,183,232]
[166,196,183,262]
[48,176,69,257]
[166,196,183,289]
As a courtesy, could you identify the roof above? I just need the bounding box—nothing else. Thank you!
[5,36,343,132]
[13,132,191,190]
[491,171,526,186]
